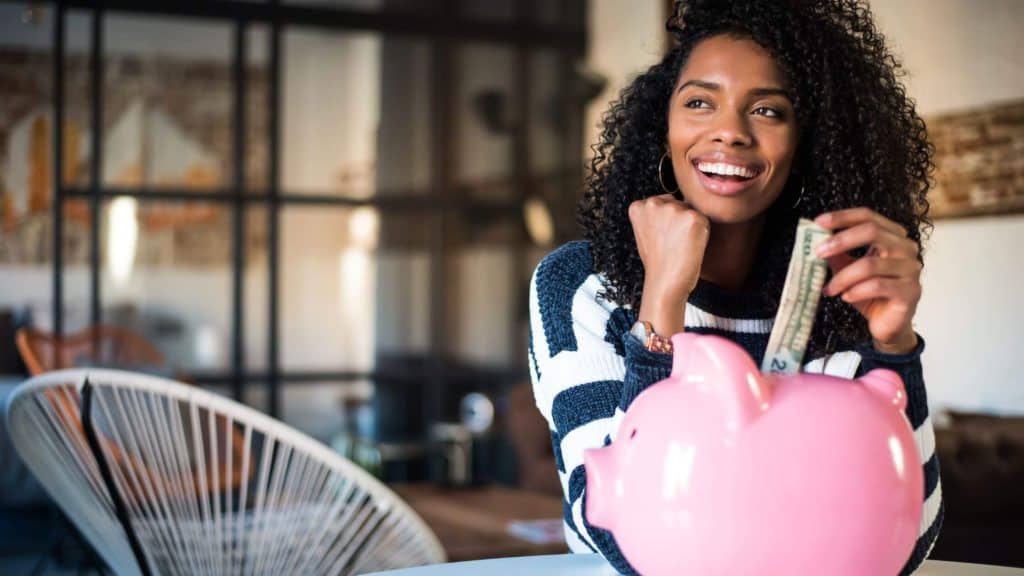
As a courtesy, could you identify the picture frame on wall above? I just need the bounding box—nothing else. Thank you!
[925,99,1024,219]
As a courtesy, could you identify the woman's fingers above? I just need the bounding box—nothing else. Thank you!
[813,207,923,351]
[815,220,916,259]
[654,193,692,208]
[630,194,693,223]
[837,276,921,306]
[823,256,922,297]
[815,207,907,237]
[824,252,856,276]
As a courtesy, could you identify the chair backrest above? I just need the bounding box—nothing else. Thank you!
[16,326,248,496]
[15,325,166,376]
[5,369,446,575]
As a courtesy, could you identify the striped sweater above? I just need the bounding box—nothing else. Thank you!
[527,240,943,575]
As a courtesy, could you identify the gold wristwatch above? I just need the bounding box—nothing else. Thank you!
[630,320,674,354]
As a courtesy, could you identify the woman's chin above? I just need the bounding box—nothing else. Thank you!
[683,198,763,225]
[681,185,782,225]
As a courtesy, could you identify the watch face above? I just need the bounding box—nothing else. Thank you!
[630,321,648,343]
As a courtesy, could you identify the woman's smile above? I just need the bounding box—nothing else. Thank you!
[690,152,765,197]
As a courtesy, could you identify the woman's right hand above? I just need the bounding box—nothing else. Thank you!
[629,194,710,335]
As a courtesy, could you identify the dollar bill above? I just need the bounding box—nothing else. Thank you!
[761,218,833,374]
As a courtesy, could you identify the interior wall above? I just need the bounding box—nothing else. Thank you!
[870,0,1024,414]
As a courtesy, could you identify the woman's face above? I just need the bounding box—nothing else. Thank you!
[667,34,800,224]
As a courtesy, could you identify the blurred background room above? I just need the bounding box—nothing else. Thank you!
[0,0,1021,573]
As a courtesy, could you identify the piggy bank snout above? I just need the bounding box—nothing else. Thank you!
[859,369,908,412]
[583,446,619,531]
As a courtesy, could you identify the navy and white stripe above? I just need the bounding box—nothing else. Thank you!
[527,241,943,575]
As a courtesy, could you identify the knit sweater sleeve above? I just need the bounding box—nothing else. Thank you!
[527,242,669,574]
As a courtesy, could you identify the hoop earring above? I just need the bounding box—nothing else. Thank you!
[792,182,805,209]
[658,152,679,194]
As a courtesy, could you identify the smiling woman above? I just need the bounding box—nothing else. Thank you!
[529,0,941,574]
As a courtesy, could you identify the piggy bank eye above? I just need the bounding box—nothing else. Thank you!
[630,428,638,440]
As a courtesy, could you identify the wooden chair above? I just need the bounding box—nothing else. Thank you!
[15,325,166,376]
[14,325,248,494]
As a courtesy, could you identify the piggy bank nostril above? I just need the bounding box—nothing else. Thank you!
[630,428,638,440]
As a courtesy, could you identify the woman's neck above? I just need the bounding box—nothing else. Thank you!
[699,216,766,292]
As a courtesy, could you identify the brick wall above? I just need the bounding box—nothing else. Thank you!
[926,99,1024,218]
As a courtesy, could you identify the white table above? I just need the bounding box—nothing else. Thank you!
[367,554,1024,576]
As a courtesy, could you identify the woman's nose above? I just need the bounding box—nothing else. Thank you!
[710,112,753,146]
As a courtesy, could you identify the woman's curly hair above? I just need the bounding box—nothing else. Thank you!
[578,0,934,357]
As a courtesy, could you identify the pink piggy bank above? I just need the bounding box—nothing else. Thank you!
[584,333,922,576]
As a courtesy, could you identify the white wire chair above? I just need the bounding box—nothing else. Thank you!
[4,369,446,575]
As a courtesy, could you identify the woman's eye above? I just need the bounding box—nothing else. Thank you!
[685,98,711,109]
[753,106,782,118]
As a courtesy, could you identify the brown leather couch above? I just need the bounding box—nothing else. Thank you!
[929,411,1024,568]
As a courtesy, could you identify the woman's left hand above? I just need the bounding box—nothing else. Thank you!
[814,208,921,355]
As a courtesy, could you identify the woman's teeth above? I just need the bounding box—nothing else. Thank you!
[696,162,758,180]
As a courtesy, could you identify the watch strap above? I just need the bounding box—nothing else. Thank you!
[634,320,674,354]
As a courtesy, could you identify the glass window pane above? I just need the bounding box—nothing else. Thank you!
[282,31,433,198]
[100,199,231,373]
[5,9,113,195]
[64,12,96,336]
[60,201,93,334]
[447,246,518,368]
[0,3,52,331]
[443,213,526,369]
[104,15,232,192]
[63,10,93,189]
[377,36,434,198]
[0,7,95,343]
[280,206,433,372]
[529,49,565,176]
[526,49,570,245]
[244,206,268,372]
[456,43,517,200]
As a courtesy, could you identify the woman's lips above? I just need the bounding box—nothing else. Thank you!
[693,166,762,197]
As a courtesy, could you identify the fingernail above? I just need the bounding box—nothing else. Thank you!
[816,241,832,257]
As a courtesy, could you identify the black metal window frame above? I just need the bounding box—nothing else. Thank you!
[48,0,586,420]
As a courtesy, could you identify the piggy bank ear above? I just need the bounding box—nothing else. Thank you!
[672,333,770,430]
[859,369,908,412]
[669,332,701,378]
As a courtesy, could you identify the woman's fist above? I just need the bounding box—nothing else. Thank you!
[629,193,710,303]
